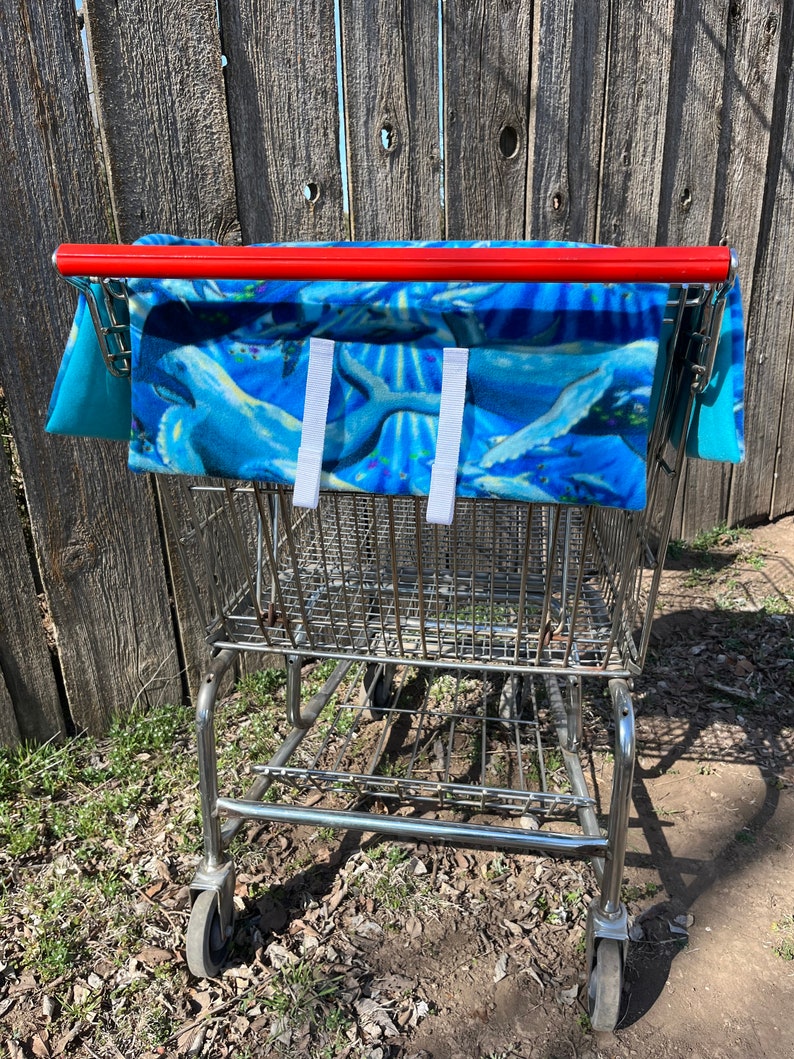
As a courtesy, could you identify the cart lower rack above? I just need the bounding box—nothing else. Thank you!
[52,240,743,1032]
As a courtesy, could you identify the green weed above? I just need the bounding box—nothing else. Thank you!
[485,855,509,880]
[666,538,685,559]
[690,523,749,551]
[369,843,408,867]
[772,916,794,960]
[429,673,458,700]
[622,881,661,902]
[376,756,408,779]
[684,565,718,588]
[759,595,792,615]
[262,958,344,1026]
[237,666,287,706]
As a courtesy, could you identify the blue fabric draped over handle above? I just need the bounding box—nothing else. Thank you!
[46,284,132,442]
[684,279,744,462]
[46,237,745,511]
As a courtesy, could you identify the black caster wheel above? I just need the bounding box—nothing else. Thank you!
[186,889,234,978]
[361,663,395,718]
[587,938,623,1032]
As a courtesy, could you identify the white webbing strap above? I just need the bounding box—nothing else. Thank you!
[427,346,469,525]
[293,337,335,509]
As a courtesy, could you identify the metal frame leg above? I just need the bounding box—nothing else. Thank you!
[190,649,237,940]
[565,675,583,752]
[286,653,308,728]
[285,653,354,729]
[189,651,353,945]
[586,678,635,964]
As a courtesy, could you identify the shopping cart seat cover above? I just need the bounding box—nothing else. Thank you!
[126,236,674,509]
[47,235,745,509]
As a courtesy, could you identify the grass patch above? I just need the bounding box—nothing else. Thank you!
[0,700,194,1005]
[683,563,719,588]
[350,844,433,916]
[622,881,661,902]
[216,668,290,777]
[256,957,361,1058]
[0,701,192,859]
[772,916,794,960]
[236,666,287,706]
[690,523,750,552]
[759,595,792,615]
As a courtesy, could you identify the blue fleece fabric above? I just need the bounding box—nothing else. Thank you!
[125,236,673,509]
[47,236,745,509]
[45,286,131,442]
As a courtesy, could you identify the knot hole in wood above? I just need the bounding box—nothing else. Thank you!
[498,125,519,159]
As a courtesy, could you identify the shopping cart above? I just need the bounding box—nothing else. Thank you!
[52,241,740,1031]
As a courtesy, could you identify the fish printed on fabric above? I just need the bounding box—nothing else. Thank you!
[127,236,672,510]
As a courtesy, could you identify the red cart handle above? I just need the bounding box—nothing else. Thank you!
[53,242,735,285]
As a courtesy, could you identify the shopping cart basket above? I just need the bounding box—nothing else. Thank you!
[51,240,741,1031]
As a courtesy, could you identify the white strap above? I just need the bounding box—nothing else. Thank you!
[427,346,469,525]
[293,337,335,509]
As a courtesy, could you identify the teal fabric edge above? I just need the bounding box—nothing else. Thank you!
[684,277,745,462]
[45,287,132,443]
[657,278,745,464]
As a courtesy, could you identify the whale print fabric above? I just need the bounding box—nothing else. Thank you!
[124,236,674,510]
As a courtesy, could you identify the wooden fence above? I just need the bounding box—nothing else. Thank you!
[0,0,792,742]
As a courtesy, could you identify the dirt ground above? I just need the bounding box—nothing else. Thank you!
[1,516,793,1058]
[406,513,794,1059]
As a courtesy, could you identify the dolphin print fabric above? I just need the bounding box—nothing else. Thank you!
[47,235,746,508]
[122,236,673,510]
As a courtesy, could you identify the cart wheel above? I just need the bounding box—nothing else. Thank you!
[186,889,233,978]
[587,938,623,1032]
[362,663,394,718]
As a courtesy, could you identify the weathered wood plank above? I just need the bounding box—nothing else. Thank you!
[654,0,733,538]
[656,0,725,248]
[443,0,534,240]
[0,670,20,748]
[83,0,238,242]
[771,323,794,516]
[0,0,183,733]
[597,0,676,247]
[0,433,63,743]
[525,0,609,242]
[84,0,240,693]
[757,9,794,518]
[684,0,782,534]
[590,1,690,532]
[340,0,442,240]
[724,1,790,524]
[219,0,346,243]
